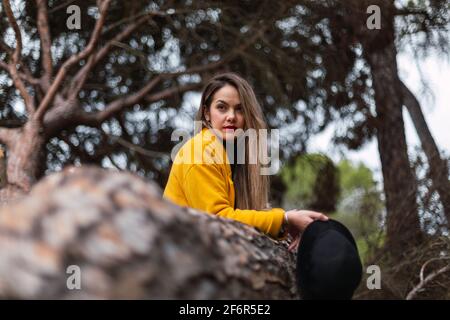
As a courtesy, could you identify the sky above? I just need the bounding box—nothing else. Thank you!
[308,50,450,183]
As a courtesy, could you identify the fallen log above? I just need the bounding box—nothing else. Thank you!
[0,166,298,299]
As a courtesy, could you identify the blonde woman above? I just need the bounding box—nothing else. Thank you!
[163,73,327,251]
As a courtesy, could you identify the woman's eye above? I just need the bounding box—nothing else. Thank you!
[217,104,225,110]
[236,107,243,112]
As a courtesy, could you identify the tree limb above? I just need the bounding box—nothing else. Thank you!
[107,134,170,159]
[67,13,154,100]
[75,75,163,127]
[2,0,22,66]
[400,80,450,223]
[145,82,204,103]
[47,10,267,134]
[0,39,13,55]
[70,81,200,130]
[69,7,205,98]
[100,6,216,36]
[0,60,9,72]
[165,24,269,79]
[68,54,96,100]
[34,0,112,123]
[406,257,450,300]
[2,0,36,116]
[68,8,266,101]
[101,9,167,35]
[35,0,53,86]
[66,21,266,129]
[47,0,77,14]
[20,66,42,87]
[0,56,41,88]
[1,38,41,87]
[394,8,430,17]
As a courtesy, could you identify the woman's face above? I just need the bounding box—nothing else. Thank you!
[205,84,245,141]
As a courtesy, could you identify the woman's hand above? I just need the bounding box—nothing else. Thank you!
[285,209,328,252]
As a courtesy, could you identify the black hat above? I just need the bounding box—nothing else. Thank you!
[296,219,363,300]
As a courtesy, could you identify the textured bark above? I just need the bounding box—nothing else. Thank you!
[0,166,298,299]
[0,122,43,205]
[400,81,450,226]
[6,122,45,193]
[364,38,422,252]
[0,147,6,188]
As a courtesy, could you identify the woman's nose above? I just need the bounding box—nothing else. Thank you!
[226,110,236,121]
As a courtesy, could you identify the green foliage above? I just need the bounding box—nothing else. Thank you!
[334,160,385,263]
[338,159,376,196]
[281,153,340,213]
[281,155,385,263]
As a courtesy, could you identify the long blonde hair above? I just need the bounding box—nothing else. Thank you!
[195,73,270,210]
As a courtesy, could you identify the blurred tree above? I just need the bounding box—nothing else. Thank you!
[280,153,340,213]
[334,159,384,263]
[338,159,376,195]
[411,147,450,235]
[268,0,449,252]
[281,156,384,262]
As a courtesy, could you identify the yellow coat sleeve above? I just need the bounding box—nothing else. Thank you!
[183,164,285,238]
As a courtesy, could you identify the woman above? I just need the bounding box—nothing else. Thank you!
[163,73,327,251]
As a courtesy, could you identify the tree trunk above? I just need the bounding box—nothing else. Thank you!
[364,40,422,254]
[0,121,45,205]
[400,80,450,226]
[0,166,298,299]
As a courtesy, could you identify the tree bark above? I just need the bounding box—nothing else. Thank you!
[5,121,45,193]
[400,80,450,226]
[364,40,422,253]
[0,166,298,299]
[0,123,43,204]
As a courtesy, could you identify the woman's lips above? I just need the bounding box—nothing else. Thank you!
[223,126,237,131]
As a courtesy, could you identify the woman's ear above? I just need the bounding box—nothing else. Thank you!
[204,106,210,121]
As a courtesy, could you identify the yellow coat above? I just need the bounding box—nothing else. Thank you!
[163,127,285,238]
